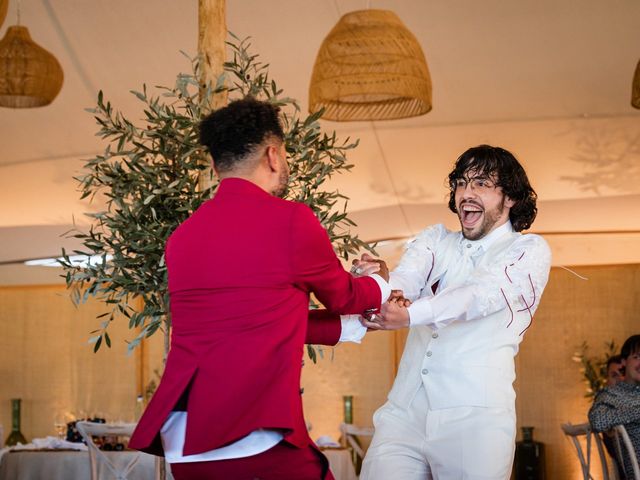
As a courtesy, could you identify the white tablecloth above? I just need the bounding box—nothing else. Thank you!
[0,449,160,480]
[0,447,356,480]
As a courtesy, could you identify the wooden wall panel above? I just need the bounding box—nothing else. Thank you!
[515,264,639,479]
[0,285,141,440]
[1,263,637,480]
[301,331,397,442]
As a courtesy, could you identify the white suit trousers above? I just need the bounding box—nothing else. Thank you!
[360,385,516,480]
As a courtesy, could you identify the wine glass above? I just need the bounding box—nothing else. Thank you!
[53,413,67,440]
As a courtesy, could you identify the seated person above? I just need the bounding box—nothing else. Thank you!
[601,354,626,477]
[606,354,625,387]
[589,335,640,479]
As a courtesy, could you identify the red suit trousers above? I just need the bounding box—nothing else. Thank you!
[169,442,335,480]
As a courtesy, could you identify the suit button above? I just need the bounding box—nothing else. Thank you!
[426,351,432,357]
[421,368,429,375]
[432,332,439,339]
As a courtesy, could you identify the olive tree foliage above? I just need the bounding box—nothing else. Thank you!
[61,36,372,361]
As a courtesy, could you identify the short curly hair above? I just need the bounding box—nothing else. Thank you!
[447,145,538,232]
[199,97,284,173]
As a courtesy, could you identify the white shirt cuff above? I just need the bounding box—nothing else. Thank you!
[339,315,367,343]
[370,273,392,303]
[407,298,434,327]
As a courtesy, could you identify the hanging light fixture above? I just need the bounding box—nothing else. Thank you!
[0,1,64,108]
[632,59,640,109]
[309,9,432,122]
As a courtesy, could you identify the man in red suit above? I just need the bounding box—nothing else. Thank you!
[129,98,391,479]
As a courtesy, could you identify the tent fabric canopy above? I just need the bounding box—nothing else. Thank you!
[0,0,639,273]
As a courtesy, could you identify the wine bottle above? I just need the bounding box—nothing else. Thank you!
[5,399,28,446]
[343,395,353,424]
[514,426,546,480]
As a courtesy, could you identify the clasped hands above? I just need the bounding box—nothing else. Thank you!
[350,253,411,331]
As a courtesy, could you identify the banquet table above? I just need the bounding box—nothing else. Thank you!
[0,447,356,480]
[0,449,162,480]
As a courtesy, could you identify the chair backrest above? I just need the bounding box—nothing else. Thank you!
[561,422,611,480]
[610,424,640,480]
[76,421,164,480]
[340,423,374,459]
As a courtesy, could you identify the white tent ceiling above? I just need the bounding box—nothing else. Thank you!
[1,0,639,280]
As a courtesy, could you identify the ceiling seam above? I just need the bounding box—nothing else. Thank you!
[0,151,99,168]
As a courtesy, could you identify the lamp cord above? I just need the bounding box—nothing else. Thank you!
[328,0,414,238]
[370,121,415,237]
[16,0,21,24]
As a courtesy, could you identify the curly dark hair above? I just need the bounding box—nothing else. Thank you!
[199,97,284,173]
[447,145,538,232]
[621,335,640,359]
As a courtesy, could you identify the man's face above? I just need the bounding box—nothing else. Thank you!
[623,350,640,386]
[454,169,514,240]
[272,143,290,198]
[606,362,624,387]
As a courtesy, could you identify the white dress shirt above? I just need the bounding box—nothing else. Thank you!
[385,220,552,411]
[391,221,549,330]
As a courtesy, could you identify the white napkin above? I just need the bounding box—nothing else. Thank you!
[0,437,87,463]
[315,435,341,448]
[34,436,89,451]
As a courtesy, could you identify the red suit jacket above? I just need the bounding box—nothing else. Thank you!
[129,178,381,456]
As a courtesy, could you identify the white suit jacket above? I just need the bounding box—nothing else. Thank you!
[388,222,551,411]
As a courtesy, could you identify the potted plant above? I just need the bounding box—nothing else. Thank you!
[61,35,372,363]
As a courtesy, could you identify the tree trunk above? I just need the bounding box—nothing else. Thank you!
[198,0,228,192]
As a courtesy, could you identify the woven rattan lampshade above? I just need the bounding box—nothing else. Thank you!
[0,25,64,108]
[309,9,432,122]
[632,59,640,109]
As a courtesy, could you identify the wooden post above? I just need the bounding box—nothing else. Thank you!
[198,0,227,191]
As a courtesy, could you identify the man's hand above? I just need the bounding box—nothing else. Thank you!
[360,292,411,330]
[351,253,389,282]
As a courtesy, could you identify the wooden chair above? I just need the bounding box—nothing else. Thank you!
[339,422,374,474]
[610,424,640,479]
[76,421,165,480]
[561,422,613,480]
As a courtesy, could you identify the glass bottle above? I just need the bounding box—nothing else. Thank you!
[514,426,545,480]
[343,395,353,424]
[5,398,28,446]
[134,394,144,422]
[342,395,364,473]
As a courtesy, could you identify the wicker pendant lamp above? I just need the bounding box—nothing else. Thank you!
[0,24,64,108]
[632,59,640,109]
[309,9,432,122]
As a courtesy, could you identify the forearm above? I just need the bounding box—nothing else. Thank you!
[589,401,640,432]
[408,237,551,328]
[306,309,342,346]
[306,311,367,345]
[407,283,488,328]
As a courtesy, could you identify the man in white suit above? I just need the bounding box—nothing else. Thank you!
[358,145,552,480]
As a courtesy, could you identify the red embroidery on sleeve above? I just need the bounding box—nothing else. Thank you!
[501,288,514,328]
[517,275,536,336]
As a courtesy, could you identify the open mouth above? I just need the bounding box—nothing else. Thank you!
[460,203,483,228]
